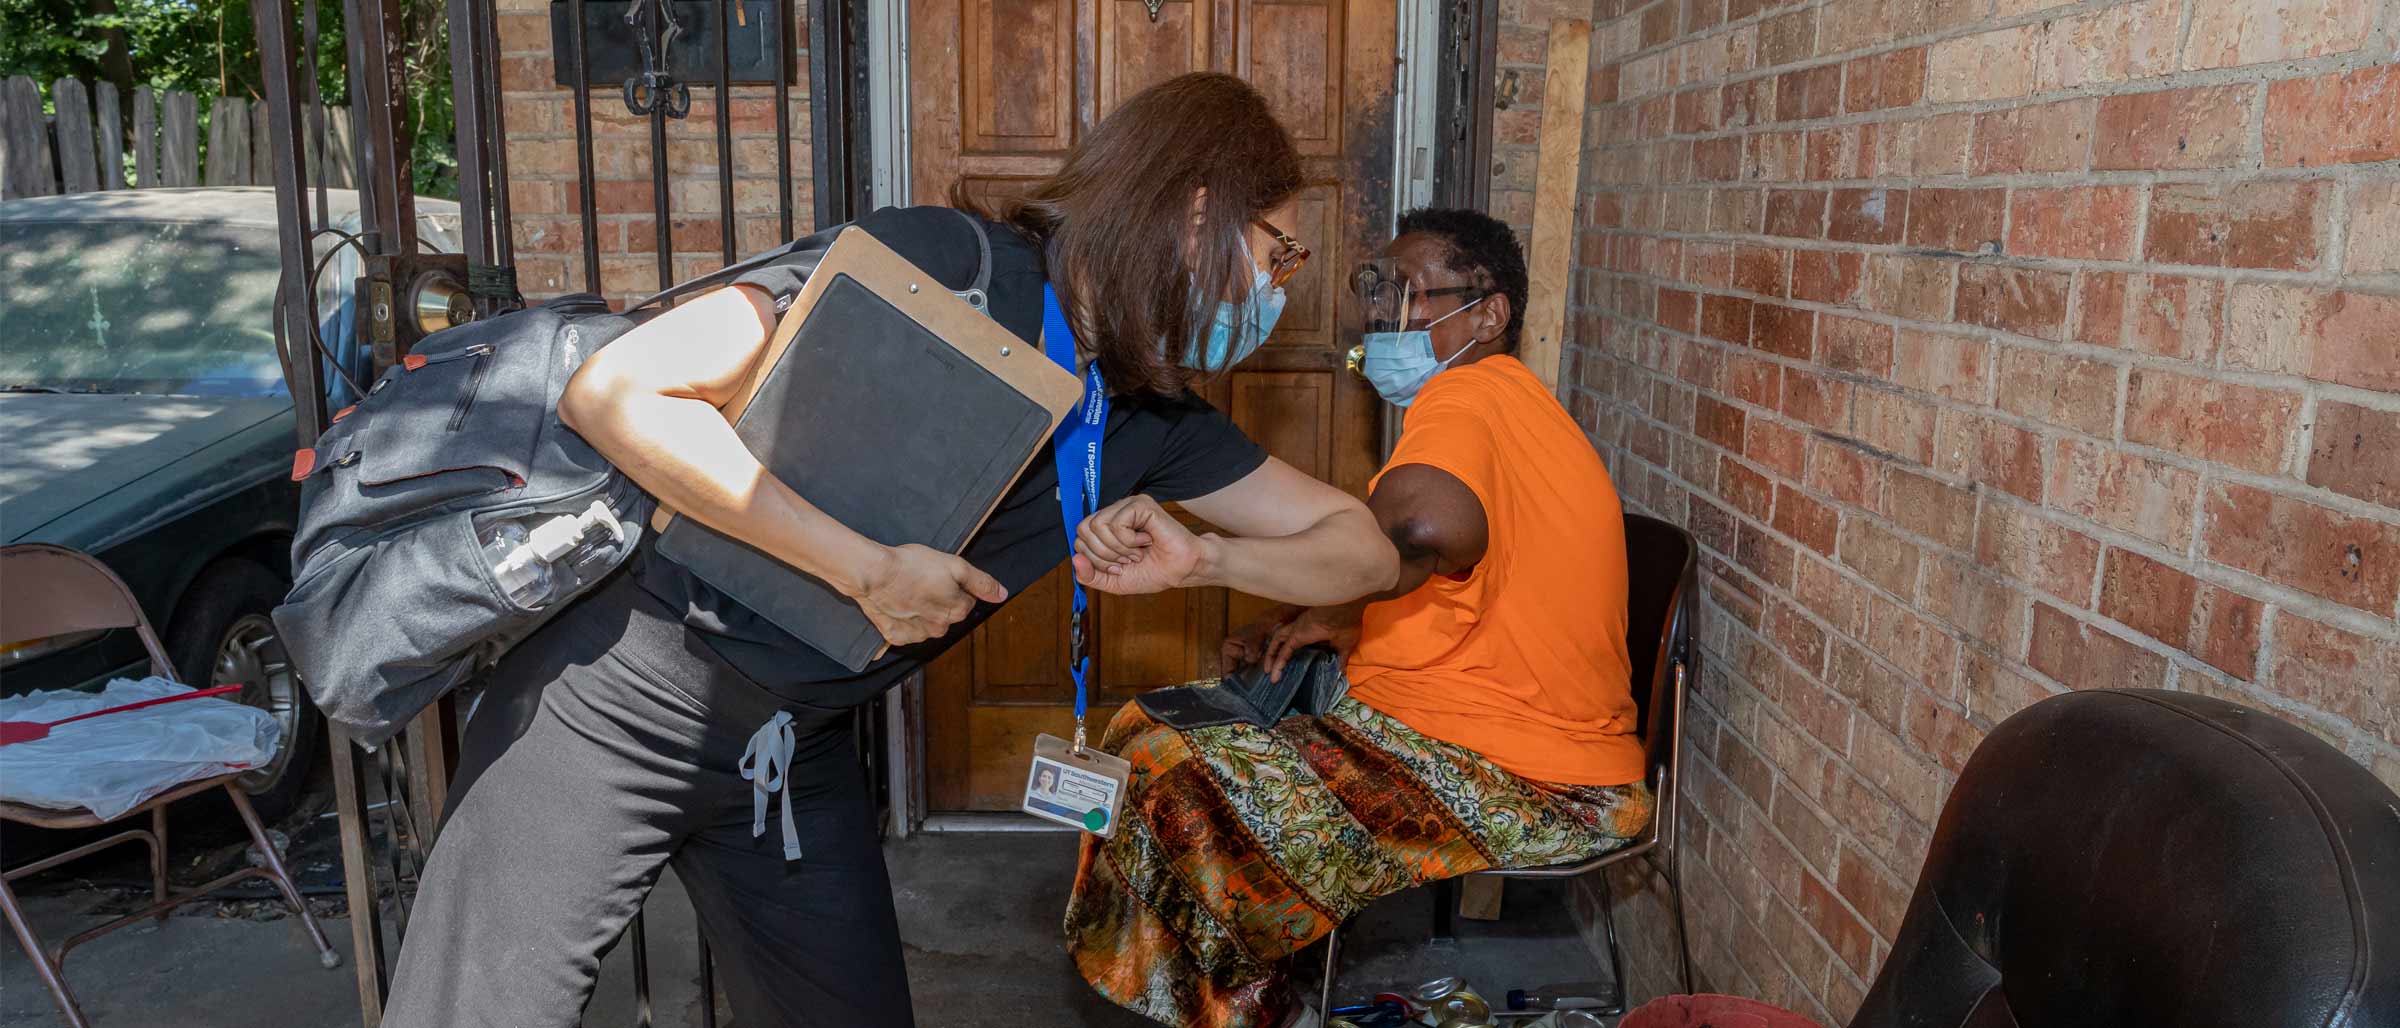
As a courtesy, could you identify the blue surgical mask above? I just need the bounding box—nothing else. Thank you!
[1362,296,1486,406]
[1181,248,1289,372]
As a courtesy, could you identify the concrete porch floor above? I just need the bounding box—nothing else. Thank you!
[1,828,1616,1027]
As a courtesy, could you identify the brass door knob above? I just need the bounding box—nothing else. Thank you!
[1345,343,1366,378]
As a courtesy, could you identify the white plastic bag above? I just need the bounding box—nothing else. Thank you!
[0,677,282,821]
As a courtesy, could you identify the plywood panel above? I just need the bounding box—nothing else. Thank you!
[1522,18,1591,392]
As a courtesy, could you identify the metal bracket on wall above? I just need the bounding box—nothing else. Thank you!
[1144,0,1163,20]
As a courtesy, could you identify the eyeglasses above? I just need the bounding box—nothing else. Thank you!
[1401,285,1487,331]
[1255,219,1311,290]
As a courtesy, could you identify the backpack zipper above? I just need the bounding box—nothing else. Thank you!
[447,343,496,431]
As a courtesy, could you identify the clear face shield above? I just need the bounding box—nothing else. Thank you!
[1353,259,1417,335]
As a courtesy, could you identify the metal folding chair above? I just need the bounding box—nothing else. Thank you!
[1318,513,1699,1015]
[0,544,340,1028]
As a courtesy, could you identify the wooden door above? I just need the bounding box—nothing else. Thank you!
[911,0,1396,810]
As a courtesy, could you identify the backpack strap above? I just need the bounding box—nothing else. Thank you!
[628,209,995,315]
[953,208,993,317]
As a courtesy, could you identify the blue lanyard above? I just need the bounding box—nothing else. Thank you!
[1042,285,1107,744]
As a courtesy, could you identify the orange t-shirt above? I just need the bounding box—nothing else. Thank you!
[1344,355,1642,786]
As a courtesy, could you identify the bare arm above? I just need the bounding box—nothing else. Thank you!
[1070,458,1399,607]
[1228,463,1489,677]
[558,285,1005,644]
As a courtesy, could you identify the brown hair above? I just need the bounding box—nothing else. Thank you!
[954,73,1304,397]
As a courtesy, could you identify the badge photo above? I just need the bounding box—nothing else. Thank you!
[1022,732,1130,837]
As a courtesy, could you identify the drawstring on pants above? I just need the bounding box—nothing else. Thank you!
[740,711,803,861]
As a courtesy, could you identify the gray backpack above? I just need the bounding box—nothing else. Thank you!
[275,215,994,747]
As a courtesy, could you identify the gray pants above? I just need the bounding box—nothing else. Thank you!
[382,577,912,1028]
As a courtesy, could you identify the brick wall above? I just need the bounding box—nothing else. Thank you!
[1560,0,2399,1017]
[494,0,814,299]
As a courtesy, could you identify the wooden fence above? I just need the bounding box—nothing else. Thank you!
[0,75,355,200]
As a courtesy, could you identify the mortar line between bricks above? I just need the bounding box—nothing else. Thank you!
[1580,261,2400,401]
[1593,356,2400,653]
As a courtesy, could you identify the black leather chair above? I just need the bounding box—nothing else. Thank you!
[1851,689,2400,1028]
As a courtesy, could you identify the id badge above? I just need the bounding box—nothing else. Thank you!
[1022,733,1131,837]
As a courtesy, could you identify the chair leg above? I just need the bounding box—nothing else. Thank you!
[225,785,341,969]
[150,805,169,925]
[1318,924,1340,1017]
[1594,873,1629,1017]
[1665,851,1694,994]
[0,874,89,1028]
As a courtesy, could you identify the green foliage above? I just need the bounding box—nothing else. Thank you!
[1,0,458,198]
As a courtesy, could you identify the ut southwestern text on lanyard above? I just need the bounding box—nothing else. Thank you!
[1043,285,1107,753]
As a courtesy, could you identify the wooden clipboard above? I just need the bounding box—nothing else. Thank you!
[650,226,1083,669]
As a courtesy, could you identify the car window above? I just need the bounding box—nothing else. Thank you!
[0,219,290,397]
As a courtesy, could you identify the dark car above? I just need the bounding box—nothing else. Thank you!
[0,187,459,820]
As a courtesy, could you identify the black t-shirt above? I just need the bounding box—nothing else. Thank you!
[630,205,1267,709]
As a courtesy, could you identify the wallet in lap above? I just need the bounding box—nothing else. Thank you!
[1136,645,1348,730]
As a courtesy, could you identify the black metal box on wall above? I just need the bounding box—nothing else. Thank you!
[549,0,787,87]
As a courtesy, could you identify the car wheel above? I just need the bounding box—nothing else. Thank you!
[165,558,322,824]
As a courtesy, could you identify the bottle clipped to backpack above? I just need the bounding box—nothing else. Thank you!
[479,501,628,609]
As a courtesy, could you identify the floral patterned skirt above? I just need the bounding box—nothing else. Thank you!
[1064,691,1653,1028]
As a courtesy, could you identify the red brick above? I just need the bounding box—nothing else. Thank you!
[2185,0,2376,72]
[1642,1,1681,47]
[1848,720,1944,826]
[2047,437,2202,550]
[2033,0,2180,89]
[1826,637,1904,733]
[1835,847,1912,940]
[1790,250,1861,305]
[2144,180,2328,271]
[2122,274,2225,362]
[1853,388,1936,465]
[1905,692,1983,775]
[1659,287,1701,333]
[2097,549,2199,650]
[1703,294,1758,345]
[1692,497,1741,556]
[2347,179,2400,274]
[1864,255,1956,322]
[1799,561,1873,640]
[1905,188,2005,253]
[1738,520,1799,589]
[1698,395,1751,451]
[2267,613,2398,748]
[1798,871,1876,978]
[1756,6,1815,64]
[1844,46,1925,113]
[1687,243,1737,291]
[1955,264,2071,341]
[1883,467,1978,551]
[1926,24,2040,103]
[1767,602,1830,676]
[2028,603,2169,691]
[2203,482,2400,615]
[1763,188,1828,240]
[1784,369,1853,432]
[1925,557,2031,650]
[1748,416,1808,478]
[2308,401,2400,511]
[1805,127,1875,182]
[1733,245,1787,298]
[1994,346,2118,436]
[1714,188,1768,234]
[2124,370,2301,475]
[1839,517,1923,597]
[1893,329,1989,402]
[1938,413,2045,503]
[1721,77,1774,131]
[1722,353,1780,409]
[1818,315,1895,377]
[1686,0,1727,33]
[1753,303,1817,359]
[2225,285,2400,394]
[2093,85,2256,170]
[2193,584,2266,680]
[1776,64,1843,122]
[1694,137,1747,182]
[2075,270,2129,349]
[1827,188,1907,244]
[1977,502,2101,603]
[1970,99,2095,175]
[2008,186,2140,261]
[1775,486,1842,556]
[1723,456,1777,521]
[1810,439,1879,509]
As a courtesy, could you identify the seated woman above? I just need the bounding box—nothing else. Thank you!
[1065,208,1651,1028]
